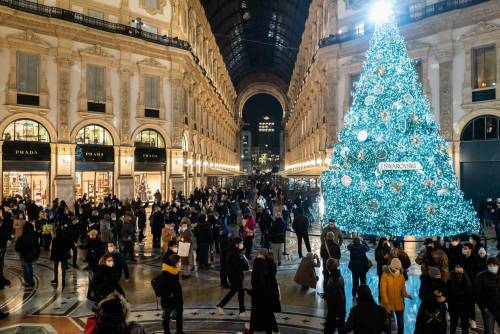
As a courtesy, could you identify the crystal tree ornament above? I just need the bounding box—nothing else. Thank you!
[319,1,479,235]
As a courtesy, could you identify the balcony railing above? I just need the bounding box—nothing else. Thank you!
[319,0,491,48]
[0,0,190,51]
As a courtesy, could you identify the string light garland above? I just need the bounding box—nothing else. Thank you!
[320,6,479,236]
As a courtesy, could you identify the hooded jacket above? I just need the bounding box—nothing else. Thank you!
[380,265,408,312]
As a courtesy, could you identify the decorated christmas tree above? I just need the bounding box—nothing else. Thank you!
[320,2,479,236]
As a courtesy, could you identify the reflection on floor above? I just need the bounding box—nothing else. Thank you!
[0,225,494,333]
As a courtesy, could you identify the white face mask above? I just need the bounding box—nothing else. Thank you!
[451,241,459,246]
[238,243,244,250]
[488,266,499,275]
[172,247,178,253]
[462,249,469,256]
[108,247,115,253]
[180,226,187,231]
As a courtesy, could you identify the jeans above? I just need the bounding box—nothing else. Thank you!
[21,260,34,285]
[162,306,183,334]
[296,233,311,258]
[481,309,499,334]
[272,243,283,265]
[324,310,344,334]
[388,310,404,334]
[217,280,245,313]
[197,243,210,268]
[53,259,67,284]
[449,306,469,334]
[351,271,366,296]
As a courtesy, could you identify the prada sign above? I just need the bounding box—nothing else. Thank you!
[3,142,51,161]
[135,147,166,163]
[76,145,114,162]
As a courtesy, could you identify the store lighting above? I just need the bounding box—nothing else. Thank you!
[370,1,393,24]
[316,158,322,165]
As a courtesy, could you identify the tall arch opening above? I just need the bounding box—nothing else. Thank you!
[460,115,500,205]
[241,93,283,174]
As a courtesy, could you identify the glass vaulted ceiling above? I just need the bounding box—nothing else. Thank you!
[200,0,311,88]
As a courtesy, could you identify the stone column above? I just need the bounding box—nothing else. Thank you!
[117,146,134,200]
[56,50,73,143]
[119,64,132,145]
[54,143,76,207]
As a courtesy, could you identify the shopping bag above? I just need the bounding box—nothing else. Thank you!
[178,241,191,257]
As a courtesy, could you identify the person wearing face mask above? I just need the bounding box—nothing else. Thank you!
[178,221,192,279]
[414,266,448,334]
[106,241,130,283]
[446,237,463,271]
[89,254,125,302]
[447,264,472,334]
[161,222,176,255]
[380,258,412,334]
[159,254,185,334]
[416,238,449,282]
[162,240,178,268]
[474,257,500,334]
[216,237,249,317]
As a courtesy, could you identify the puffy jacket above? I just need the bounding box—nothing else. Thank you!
[159,261,183,309]
[380,267,408,312]
[344,298,389,334]
[90,265,125,302]
[269,218,286,244]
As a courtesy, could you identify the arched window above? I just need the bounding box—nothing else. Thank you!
[3,119,49,142]
[461,115,500,141]
[135,129,165,148]
[76,124,113,145]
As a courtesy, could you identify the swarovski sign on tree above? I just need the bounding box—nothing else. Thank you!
[320,1,479,236]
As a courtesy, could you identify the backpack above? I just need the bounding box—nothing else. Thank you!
[151,274,163,297]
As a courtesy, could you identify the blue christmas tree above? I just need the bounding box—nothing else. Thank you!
[320,3,479,236]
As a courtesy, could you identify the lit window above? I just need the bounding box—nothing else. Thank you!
[135,129,165,148]
[3,119,49,142]
[76,125,113,145]
[472,45,496,89]
[16,52,39,94]
[88,9,104,20]
[86,65,106,102]
[354,23,365,36]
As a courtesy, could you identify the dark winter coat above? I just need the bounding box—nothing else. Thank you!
[249,257,281,332]
[375,244,390,276]
[320,240,341,262]
[159,263,183,309]
[15,225,40,262]
[294,254,320,288]
[414,274,447,334]
[292,213,309,235]
[86,237,104,271]
[344,296,388,334]
[109,251,130,280]
[474,269,500,312]
[50,236,71,261]
[460,253,484,282]
[269,218,286,244]
[324,271,346,319]
[195,221,213,244]
[150,211,164,234]
[446,271,473,309]
[226,247,249,285]
[0,220,11,249]
[446,244,463,271]
[347,242,370,273]
[90,265,125,302]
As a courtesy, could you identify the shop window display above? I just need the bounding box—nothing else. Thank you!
[2,172,48,205]
[75,171,113,203]
[135,129,165,148]
[3,119,49,142]
[76,124,113,145]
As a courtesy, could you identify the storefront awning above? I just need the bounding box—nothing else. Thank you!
[205,168,242,176]
[280,166,326,178]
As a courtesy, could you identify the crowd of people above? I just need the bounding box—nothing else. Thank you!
[1,181,500,334]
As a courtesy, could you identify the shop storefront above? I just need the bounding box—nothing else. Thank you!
[2,119,51,205]
[134,129,166,202]
[75,124,114,202]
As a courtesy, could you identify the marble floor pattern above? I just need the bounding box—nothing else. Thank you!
[0,225,494,333]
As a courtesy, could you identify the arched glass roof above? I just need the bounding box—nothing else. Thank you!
[200,0,311,87]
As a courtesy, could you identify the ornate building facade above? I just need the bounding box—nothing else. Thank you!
[0,0,239,205]
[284,0,500,201]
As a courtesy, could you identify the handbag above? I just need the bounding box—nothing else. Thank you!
[84,316,97,334]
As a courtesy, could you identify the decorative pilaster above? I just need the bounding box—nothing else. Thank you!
[119,66,132,145]
[56,54,73,142]
[434,46,454,141]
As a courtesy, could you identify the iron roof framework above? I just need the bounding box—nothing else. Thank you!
[201,0,311,88]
